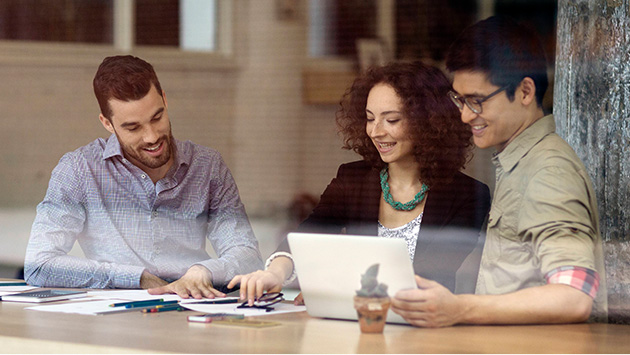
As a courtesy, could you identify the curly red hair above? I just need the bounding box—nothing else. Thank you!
[336,61,472,188]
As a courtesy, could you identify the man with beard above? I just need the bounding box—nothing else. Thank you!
[24,55,263,298]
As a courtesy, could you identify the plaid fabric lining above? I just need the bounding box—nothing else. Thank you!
[545,266,599,299]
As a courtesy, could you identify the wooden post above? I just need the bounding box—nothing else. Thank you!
[554,0,630,323]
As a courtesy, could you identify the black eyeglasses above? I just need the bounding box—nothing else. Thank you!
[448,85,508,114]
[237,292,284,312]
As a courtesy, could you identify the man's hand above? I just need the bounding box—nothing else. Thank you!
[393,278,595,327]
[148,265,224,299]
[140,270,168,289]
[391,276,467,328]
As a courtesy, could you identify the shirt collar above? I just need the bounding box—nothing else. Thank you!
[103,134,124,160]
[493,114,556,172]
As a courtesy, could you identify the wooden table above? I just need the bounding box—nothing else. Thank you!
[1,297,629,354]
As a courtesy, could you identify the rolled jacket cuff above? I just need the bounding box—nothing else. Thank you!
[265,252,297,286]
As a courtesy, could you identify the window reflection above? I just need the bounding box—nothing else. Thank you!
[308,0,377,58]
[0,0,113,44]
[0,0,218,52]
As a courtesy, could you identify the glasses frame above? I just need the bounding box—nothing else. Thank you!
[236,292,284,312]
[448,85,508,114]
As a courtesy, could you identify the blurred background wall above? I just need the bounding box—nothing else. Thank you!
[1,0,626,322]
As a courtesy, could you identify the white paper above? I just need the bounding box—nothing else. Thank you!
[87,290,242,304]
[0,286,39,295]
[27,298,306,316]
[25,294,242,315]
[181,302,306,317]
[26,300,133,315]
[24,288,306,317]
[87,289,184,301]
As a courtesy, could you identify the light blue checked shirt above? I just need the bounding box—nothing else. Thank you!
[25,134,263,289]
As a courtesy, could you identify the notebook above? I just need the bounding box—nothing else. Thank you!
[0,289,87,303]
[287,232,417,324]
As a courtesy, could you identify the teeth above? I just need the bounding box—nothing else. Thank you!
[145,143,161,151]
[472,125,486,130]
[379,142,395,148]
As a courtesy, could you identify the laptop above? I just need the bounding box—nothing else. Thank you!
[288,232,417,324]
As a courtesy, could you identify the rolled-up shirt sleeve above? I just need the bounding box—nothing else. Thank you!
[521,163,599,276]
[523,165,601,298]
[545,266,599,298]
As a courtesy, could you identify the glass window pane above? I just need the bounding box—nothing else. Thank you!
[135,0,218,51]
[309,0,377,58]
[396,0,477,62]
[0,0,113,44]
[180,0,217,52]
[135,0,180,46]
[495,0,557,60]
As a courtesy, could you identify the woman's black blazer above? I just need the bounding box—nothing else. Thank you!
[277,160,491,293]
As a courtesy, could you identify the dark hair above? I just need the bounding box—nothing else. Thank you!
[445,16,548,106]
[93,55,163,120]
[336,61,472,188]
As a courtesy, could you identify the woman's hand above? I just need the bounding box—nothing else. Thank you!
[294,292,305,305]
[228,255,294,306]
[228,270,284,305]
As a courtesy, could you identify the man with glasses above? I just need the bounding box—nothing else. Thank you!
[391,16,606,327]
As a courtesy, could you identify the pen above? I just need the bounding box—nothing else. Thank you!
[125,300,179,309]
[109,298,166,307]
[0,282,28,286]
[142,304,185,313]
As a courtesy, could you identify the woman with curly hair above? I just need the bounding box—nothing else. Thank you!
[229,61,491,309]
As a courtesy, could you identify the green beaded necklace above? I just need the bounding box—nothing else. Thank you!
[379,168,429,211]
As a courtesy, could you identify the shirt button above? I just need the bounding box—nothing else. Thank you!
[152,211,158,217]
[141,174,147,179]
